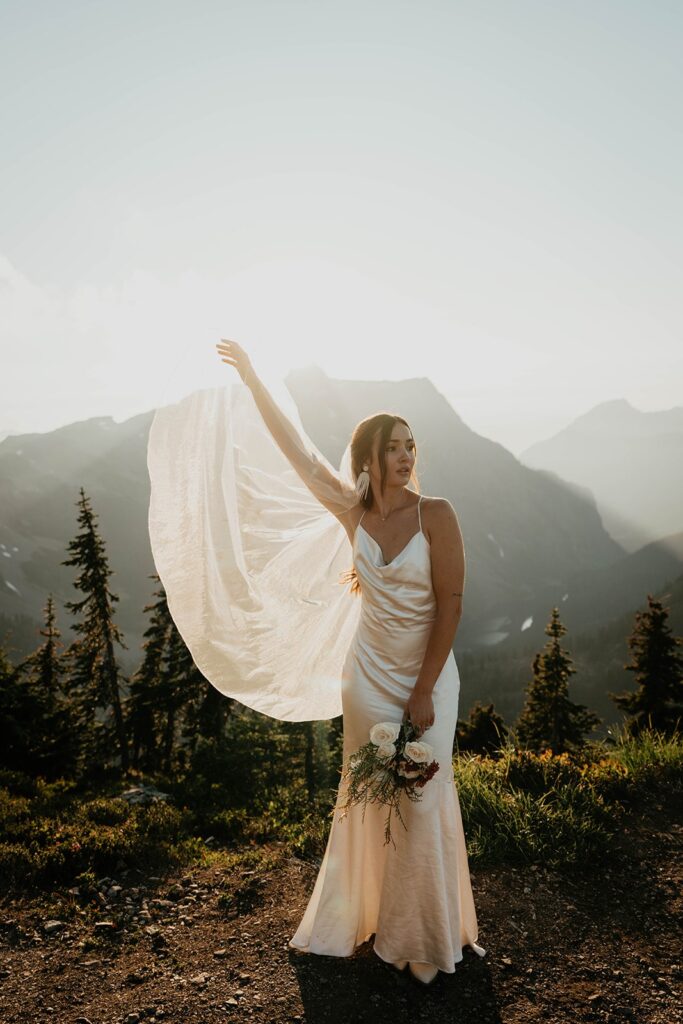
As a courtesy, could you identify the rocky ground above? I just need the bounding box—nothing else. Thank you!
[0,797,681,1024]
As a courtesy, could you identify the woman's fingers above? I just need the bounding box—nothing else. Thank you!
[215,339,251,381]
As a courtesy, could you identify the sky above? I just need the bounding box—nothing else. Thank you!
[1,0,681,456]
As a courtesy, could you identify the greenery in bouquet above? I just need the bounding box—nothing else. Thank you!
[335,719,440,848]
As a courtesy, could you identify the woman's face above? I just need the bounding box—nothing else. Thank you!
[371,422,416,485]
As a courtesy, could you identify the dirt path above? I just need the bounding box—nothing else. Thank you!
[0,800,681,1024]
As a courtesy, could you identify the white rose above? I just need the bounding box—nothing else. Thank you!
[376,742,396,760]
[369,721,401,746]
[404,740,433,764]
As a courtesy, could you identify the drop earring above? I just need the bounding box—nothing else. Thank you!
[355,463,370,500]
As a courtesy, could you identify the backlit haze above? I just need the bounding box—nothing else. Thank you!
[1,1,681,456]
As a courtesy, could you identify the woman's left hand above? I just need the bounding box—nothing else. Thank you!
[404,687,435,737]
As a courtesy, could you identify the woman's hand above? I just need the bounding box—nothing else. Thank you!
[215,338,253,384]
[404,687,435,737]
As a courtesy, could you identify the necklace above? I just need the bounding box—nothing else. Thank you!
[377,495,412,522]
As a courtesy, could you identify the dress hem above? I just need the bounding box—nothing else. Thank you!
[288,932,487,973]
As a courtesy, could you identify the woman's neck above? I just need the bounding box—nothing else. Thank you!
[368,486,412,520]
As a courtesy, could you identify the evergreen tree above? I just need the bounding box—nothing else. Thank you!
[127,576,174,770]
[178,627,231,758]
[158,625,201,773]
[456,701,508,756]
[62,487,129,772]
[609,593,683,737]
[0,641,34,773]
[516,607,600,754]
[13,595,79,778]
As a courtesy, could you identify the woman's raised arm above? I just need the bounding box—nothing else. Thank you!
[216,339,359,520]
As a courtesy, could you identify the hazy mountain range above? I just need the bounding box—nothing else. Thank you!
[520,398,683,553]
[1,371,681,728]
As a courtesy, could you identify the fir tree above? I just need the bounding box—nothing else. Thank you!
[516,607,600,754]
[62,487,129,772]
[158,625,201,773]
[609,593,683,737]
[13,595,79,778]
[456,701,508,756]
[129,575,232,772]
[127,576,174,770]
[0,641,34,773]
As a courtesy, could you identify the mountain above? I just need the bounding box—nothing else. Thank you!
[519,399,683,553]
[0,375,680,697]
[0,411,157,668]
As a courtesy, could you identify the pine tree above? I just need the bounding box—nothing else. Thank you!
[516,607,601,754]
[13,595,79,778]
[129,575,232,772]
[158,626,200,773]
[0,641,34,773]
[456,701,508,756]
[127,576,174,770]
[609,593,683,737]
[62,487,129,772]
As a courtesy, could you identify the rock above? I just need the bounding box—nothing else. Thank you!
[125,971,146,985]
[120,784,171,805]
[93,921,117,932]
[213,949,228,958]
[189,972,210,986]
[43,920,66,935]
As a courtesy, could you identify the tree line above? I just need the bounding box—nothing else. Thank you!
[1,488,681,786]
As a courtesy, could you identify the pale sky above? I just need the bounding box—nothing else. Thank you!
[1,0,681,456]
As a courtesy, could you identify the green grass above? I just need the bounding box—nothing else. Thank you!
[0,726,680,892]
[455,724,683,871]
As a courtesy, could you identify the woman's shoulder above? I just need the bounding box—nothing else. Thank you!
[418,493,453,512]
[419,494,458,541]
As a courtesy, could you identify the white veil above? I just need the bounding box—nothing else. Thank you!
[146,372,362,723]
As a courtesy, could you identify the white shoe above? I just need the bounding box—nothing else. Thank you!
[408,961,439,985]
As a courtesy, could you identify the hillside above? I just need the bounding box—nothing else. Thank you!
[0,793,679,1023]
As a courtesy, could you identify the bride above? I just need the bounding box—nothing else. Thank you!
[146,338,486,987]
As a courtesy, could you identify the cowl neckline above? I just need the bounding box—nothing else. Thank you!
[355,522,430,568]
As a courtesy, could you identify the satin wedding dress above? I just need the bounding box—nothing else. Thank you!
[289,497,486,972]
[146,369,485,974]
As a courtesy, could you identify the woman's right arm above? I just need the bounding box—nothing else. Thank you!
[216,339,359,520]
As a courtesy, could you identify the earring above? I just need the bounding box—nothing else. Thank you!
[355,463,370,500]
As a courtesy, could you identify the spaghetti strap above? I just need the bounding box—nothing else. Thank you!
[417,494,423,533]
[359,508,367,526]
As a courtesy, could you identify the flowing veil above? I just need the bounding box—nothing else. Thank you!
[146,372,362,722]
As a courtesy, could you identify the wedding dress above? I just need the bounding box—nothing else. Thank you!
[146,368,486,973]
[289,497,485,971]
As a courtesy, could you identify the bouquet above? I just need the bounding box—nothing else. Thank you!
[336,719,440,848]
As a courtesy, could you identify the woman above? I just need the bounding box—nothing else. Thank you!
[146,338,485,986]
